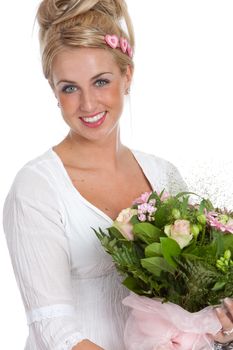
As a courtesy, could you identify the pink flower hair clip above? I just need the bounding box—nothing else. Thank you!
[104,34,133,58]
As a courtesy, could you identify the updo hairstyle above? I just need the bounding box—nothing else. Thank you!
[36,0,135,83]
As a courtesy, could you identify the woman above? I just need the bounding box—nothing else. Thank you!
[3,0,233,349]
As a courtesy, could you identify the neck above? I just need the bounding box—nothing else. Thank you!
[59,127,127,171]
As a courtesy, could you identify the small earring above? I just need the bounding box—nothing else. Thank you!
[125,87,130,95]
[57,102,60,108]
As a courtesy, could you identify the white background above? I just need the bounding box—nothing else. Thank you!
[0,1,233,348]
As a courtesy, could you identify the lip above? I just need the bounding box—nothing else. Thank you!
[79,111,105,119]
[79,111,107,128]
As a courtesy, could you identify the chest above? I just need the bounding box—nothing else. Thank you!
[66,163,153,221]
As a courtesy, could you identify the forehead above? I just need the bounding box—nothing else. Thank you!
[52,47,119,81]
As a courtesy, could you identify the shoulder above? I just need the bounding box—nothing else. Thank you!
[132,149,188,194]
[5,149,61,204]
[132,148,179,174]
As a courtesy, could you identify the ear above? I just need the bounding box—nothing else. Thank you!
[124,64,134,91]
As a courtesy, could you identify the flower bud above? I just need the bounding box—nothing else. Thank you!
[197,214,206,225]
[164,224,172,236]
[224,249,231,260]
[172,209,181,220]
[191,224,200,237]
[216,259,227,272]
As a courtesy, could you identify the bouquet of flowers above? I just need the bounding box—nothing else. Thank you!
[94,190,233,350]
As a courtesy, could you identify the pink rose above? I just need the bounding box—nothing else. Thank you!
[165,219,193,248]
[113,208,138,240]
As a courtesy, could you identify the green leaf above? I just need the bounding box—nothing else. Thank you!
[133,223,162,244]
[145,242,162,257]
[160,237,181,267]
[198,199,214,214]
[182,240,198,254]
[148,191,162,205]
[222,234,233,252]
[212,281,226,291]
[180,196,189,216]
[175,191,198,199]
[153,204,173,228]
[130,215,140,225]
[122,276,142,293]
[213,231,225,257]
[199,198,214,212]
[141,257,175,276]
[92,227,107,240]
[181,252,204,261]
[108,226,125,239]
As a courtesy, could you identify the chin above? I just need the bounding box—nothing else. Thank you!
[71,124,119,144]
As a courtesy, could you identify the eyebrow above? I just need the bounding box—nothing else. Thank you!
[56,72,113,86]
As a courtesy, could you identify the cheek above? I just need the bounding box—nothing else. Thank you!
[59,94,78,111]
[98,84,125,109]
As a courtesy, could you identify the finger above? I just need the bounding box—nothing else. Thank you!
[214,330,233,344]
[214,308,233,344]
[224,298,233,320]
[216,307,233,330]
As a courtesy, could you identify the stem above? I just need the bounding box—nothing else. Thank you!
[200,226,206,245]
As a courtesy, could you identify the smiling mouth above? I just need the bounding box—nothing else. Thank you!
[80,111,106,124]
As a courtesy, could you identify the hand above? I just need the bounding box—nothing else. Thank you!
[214,298,233,344]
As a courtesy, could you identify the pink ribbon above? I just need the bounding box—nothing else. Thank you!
[122,293,222,350]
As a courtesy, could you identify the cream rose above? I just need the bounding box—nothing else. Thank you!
[113,208,138,241]
[165,219,193,249]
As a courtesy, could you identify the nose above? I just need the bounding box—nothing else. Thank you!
[79,88,96,113]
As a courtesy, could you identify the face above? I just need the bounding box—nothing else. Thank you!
[51,47,132,143]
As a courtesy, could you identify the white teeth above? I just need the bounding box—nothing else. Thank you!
[82,112,105,123]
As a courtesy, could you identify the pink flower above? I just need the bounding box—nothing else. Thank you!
[138,203,156,214]
[165,220,193,249]
[207,212,233,234]
[137,202,156,222]
[160,191,170,201]
[138,213,147,222]
[132,191,152,205]
[113,208,138,240]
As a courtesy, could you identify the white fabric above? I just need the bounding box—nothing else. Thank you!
[3,148,187,350]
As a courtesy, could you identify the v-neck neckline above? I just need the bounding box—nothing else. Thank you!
[49,147,156,224]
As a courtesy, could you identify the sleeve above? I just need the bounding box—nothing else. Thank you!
[3,167,86,350]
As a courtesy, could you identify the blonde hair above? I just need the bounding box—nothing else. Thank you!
[36,0,135,81]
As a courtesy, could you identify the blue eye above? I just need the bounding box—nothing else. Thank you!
[62,85,77,93]
[95,79,109,87]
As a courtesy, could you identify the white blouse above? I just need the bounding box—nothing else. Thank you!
[3,148,187,350]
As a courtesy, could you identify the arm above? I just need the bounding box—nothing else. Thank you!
[3,167,103,350]
[72,340,104,349]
